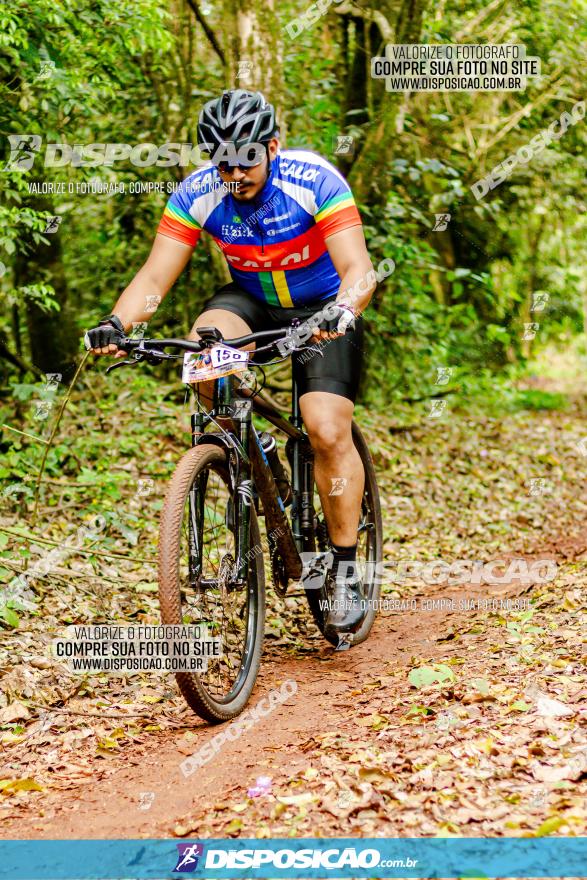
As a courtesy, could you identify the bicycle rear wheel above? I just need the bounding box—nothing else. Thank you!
[158,443,265,721]
[303,422,382,646]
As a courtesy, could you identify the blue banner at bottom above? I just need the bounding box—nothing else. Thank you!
[0,838,585,879]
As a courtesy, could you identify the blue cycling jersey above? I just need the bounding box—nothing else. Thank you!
[157,149,362,307]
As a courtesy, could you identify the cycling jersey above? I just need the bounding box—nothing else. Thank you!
[157,149,362,307]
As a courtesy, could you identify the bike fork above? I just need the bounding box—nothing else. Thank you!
[187,410,207,586]
[228,398,253,585]
[188,401,251,587]
[290,379,315,551]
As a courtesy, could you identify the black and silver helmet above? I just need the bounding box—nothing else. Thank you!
[198,89,277,154]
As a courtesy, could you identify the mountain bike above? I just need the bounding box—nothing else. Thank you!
[104,324,382,721]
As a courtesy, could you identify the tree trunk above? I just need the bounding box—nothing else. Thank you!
[230,0,285,135]
[348,0,428,205]
[521,215,545,358]
[337,17,369,175]
[15,199,79,380]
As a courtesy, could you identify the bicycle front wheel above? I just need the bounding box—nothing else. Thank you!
[158,443,265,722]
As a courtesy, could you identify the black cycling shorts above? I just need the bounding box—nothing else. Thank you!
[200,284,364,402]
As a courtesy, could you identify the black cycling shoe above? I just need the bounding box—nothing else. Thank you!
[323,574,366,641]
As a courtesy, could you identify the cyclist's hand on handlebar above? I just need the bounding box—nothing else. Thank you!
[84,315,128,357]
[310,303,356,343]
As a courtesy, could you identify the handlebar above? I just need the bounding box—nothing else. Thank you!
[118,326,292,355]
[98,325,309,375]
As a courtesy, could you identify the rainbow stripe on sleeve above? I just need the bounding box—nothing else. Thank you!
[157,203,202,247]
[314,192,361,238]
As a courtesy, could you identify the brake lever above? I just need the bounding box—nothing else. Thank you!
[284,323,328,358]
[297,342,325,358]
[105,358,139,374]
[104,342,183,373]
[105,342,146,373]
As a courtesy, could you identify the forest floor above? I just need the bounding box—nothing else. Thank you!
[0,349,586,840]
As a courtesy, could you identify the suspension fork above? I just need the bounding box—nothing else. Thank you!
[211,376,252,584]
[290,376,315,551]
[188,409,208,583]
[188,380,252,585]
[228,400,253,585]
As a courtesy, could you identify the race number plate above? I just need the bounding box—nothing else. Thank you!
[182,344,250,384]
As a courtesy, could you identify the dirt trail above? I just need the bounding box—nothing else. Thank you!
[2,405,586,839]
[6,564,584,841]
[2,597,453,838]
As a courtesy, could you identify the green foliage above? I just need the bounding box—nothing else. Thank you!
[409,664,457,688]
[0,0,585,407]
[510,389,569,411]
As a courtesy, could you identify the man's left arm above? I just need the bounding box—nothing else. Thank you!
[317,226,377,341]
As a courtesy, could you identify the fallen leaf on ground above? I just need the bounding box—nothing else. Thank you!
[0,778,44,794]
[0,701,30,723]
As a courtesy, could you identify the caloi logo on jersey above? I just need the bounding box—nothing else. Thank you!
[280,161,320,182]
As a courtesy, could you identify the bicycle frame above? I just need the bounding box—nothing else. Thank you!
[102,329,319,592]
[189,369,313,590]
[100,327,381,679]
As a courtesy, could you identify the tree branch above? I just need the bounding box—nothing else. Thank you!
[474,69,565,157]
[454,0,508,40]
[0,337,43,378]
[185,0,226,65]
[332,1,393,41]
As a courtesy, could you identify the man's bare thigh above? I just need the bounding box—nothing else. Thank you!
[189,308,255,352]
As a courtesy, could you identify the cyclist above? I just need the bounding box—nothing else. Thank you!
[85,89,377,642]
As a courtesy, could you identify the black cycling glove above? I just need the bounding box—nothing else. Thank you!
[84,314,126,351]
[316,302,356,334]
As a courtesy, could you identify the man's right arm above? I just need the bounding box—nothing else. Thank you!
[88,234,194,356]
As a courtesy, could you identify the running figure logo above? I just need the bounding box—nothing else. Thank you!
[3,134,42,171]
[173,843,204,873]
[432,213,451,232]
